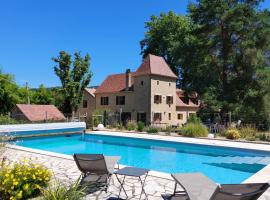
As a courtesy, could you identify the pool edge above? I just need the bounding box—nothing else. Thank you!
[90,131,270,153]
[6,144,173,180]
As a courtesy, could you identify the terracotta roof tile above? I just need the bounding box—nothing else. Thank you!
[85,88,96,97]
[175,93,200,108]
[135,54,177,79]
[95,54,177,94]
[95,73,135,94]
[15,104,66,122]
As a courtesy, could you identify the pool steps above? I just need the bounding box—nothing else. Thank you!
[215,156,270,165]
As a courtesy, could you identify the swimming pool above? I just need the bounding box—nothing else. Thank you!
[15,133,270,184]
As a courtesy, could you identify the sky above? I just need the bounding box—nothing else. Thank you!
[0,0,269,88]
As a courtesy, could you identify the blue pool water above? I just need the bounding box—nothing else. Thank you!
[16,133,270,184]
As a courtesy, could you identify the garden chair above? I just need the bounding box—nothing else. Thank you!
[73,154,120,192]
[163,172,269,200]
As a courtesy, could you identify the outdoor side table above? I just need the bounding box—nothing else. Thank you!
[115,166,150,200]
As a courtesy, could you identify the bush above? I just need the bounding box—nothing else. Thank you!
[0,160,51,199]
[137,121,145,132]
[181,122,208,137]
[146,126,160,134]
[225,128,240,140]
[239,126,257,139]
[162,126,172,134]
[245,136,257,141]
[126,121,137,131]
[0,115,18,125]
[116,123,124,130]
[187,115,201,124]
[42,178,85,200]
[258,133,270,142]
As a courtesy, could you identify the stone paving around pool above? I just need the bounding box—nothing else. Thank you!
[2,148,176,200]
[2,147,270,200]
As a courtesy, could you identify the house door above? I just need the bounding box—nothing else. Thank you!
[137,112,147,125]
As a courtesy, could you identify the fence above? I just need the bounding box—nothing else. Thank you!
[199,111,269,131]
[0,112,87,125]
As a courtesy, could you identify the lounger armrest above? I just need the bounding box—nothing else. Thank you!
[219,188,267,197]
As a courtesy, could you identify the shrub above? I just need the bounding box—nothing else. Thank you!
[0,160,51,199]
[187,115,201,124]
[239,126,257,139]
[126,121,137,131]
[42,178,85,200]
[162,126,172,134]
[137,121,145,132]
[0,115,18,125]
[146,126,160,134]
[181,122,208,137]
[258,133,270,142]
[116,123,124,130]
[245,136,257,141]
[225,128,240,140]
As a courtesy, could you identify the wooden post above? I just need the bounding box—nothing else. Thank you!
[45,111,48,122]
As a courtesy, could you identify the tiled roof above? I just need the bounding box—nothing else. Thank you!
[95,73,135,94]
[176,89,199,99]
[135,54,177,79]
[85,88,96,97]
[175,93,200,108]
[95,54,177,94]
[15,104,66,122]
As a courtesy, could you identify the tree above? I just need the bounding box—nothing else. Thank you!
[140,11,196,86]
[141,1,270,127]
[52,51,92,115]
[0,71,20,115]
[188,0,270,123]
[31,84,54,105]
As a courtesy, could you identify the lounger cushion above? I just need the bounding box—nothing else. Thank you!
[172,173,218,200]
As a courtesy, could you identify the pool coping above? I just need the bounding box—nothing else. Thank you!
[8,130,270,184]
[7,144,173,180]
[90,130,270,152]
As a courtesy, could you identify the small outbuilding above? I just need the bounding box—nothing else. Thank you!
[11,104,66,122]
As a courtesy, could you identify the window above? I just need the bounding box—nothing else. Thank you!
[166,96,173,104]
[83,100,88,108]
[168,113,171,120]
[153,113,162,122]
[157,81,159,85]
[178,113,183,120]
[100,97,109,105]
[141,81,144,86]
[154,95,162,104]
[116,96,125,105]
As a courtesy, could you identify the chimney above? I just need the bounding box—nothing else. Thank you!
[125,69,131,91]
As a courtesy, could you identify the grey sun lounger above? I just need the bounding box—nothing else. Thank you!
[73,154,120,192]
[165,173,269,200]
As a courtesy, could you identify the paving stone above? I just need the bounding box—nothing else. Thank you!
[3,148,270,200]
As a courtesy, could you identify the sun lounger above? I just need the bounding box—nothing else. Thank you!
[163,172,269,200]
[73,154,120,192]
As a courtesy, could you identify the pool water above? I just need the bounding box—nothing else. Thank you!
[16,134,270,184]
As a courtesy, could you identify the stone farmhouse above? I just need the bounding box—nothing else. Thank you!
[78,54,200,127]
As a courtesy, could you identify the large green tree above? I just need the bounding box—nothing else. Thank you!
[141,0,270,127]
[140,11,197,85]
[188,0,270,123]
[52,51,92,115]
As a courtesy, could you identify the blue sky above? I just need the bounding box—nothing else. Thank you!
[0,0,269,88]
